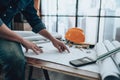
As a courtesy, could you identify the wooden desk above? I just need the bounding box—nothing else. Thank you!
[26,57,100,80]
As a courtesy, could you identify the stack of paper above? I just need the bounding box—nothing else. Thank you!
[23,42,99,73]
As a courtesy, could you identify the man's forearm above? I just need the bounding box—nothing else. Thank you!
[38,29,56,42]
[0,24,24,43]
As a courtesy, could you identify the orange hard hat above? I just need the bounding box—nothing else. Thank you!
[65,27,85,44]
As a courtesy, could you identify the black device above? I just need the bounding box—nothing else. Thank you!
[70,47,120,67]
[69,57,96,67]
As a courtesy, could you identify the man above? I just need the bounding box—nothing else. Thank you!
[0,0,69,80]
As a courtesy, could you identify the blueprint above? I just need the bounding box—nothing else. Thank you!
[23,42,99,73]
[16,31,120,79]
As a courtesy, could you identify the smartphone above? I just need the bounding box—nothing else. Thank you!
[69,57,96,67]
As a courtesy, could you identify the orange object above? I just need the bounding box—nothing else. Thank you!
[65,27,85,44]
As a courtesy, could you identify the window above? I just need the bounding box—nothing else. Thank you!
[99,0,120,42]
[41,0,120,44]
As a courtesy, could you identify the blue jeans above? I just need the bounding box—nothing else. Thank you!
[0,39,26,80]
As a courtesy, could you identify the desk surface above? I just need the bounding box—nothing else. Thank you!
[26,57,100,80]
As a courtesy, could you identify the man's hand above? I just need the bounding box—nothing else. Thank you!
[38,29,70,53]
[52,38,70,53]
[21,39,43,55]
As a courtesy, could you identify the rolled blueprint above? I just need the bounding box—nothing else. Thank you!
[24,36,46,41]
[14,31,39,37]
[14,31,62,41]
[112,40,120,67]
[103,40,120,72]
[95,41,119,80]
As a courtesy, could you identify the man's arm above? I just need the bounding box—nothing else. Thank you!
[22,0,46,33]
[22,1,69,52]
[0,24,25,42]
[0,21,42,54]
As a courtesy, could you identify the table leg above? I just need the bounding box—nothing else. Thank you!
[28,66,33,80]
[42,69,50,80]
